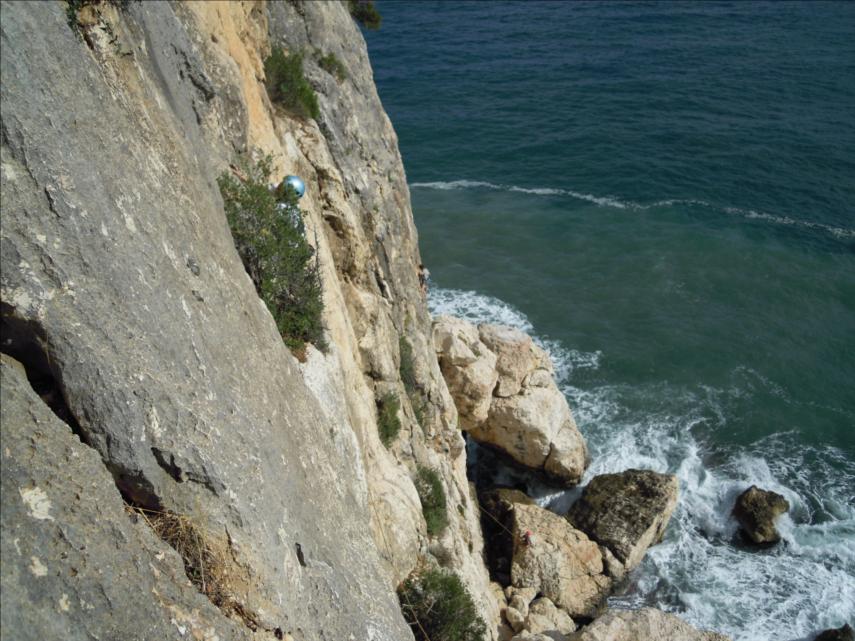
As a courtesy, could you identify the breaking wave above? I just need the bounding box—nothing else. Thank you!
[429,286,855,641]
[411,181,855,240]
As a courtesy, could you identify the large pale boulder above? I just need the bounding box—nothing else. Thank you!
[566,470,678,579]
[567,608,731,641]
[434,317,588,485]
[732,485,789,545]
[525,597,577,636]
[510,503,610,619]
[478,324,546,397]
[434,315,498,426]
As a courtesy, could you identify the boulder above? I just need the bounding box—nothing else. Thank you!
[511,633,558,641]
[566,470,678,578]
[510,502,610,619]
[435,317,588,485]
[567,608,731,641]
[815,624,854,641]
[478,324,546,398]
[526,597,577,636]
[732,486,790,545]
[433,315,498,426]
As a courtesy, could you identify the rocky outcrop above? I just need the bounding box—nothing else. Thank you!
[732,486,789,545]
[1,0,497,638]
[525,598,577,637]
[566,470,678,579]
[510,503,610,619]
[567,608,731,641]
[433,315,498,425]
[434,316,588,485]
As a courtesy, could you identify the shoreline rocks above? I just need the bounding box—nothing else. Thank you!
[566,469,678,580]
[567,608,732,641]
[732,486,790,545]
[434,316,588,485]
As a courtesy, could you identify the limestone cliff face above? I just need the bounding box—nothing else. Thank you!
[1,1,495,639]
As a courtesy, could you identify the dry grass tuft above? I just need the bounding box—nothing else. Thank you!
[128,506,260,629]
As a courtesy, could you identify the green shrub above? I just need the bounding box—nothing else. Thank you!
[377,393,401,448]
[399,336,417,394]
[348,0,382,30]
[415,466,447,536]
[217,156,325,351]
[317,51,347,82]
[398,568,487,641]
[264,48,320,120]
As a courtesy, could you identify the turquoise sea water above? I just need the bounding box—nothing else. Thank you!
[364,2,854,640]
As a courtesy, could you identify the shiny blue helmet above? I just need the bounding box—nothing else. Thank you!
[283,175,306,199]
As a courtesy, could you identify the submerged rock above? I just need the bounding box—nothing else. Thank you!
[815,624,855,641]
[434,316,588,485]
[566,469,678,579]
[732,485,790,545]
[567,608,731,641]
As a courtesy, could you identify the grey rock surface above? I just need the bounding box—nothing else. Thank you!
[1,354,253,641]
[1,1,414,639]
[566,469,678,577]
[732,485,790,545]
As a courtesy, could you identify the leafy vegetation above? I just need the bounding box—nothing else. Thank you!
[217,156,325,352]
[377,393,401,448]
[264,48,320,120]
[398,568,487,641]
[399,336,417,394]
[317,51,347,82]
[348,0,382,30]
[415,466,448,536]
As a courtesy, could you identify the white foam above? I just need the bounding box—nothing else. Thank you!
[431,286,855,641]
[410,179,631,209]
[410,180,855,239]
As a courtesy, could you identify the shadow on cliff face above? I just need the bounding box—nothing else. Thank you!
[0,305,82,435]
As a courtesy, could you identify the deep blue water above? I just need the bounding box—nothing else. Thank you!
[363,3,855,640]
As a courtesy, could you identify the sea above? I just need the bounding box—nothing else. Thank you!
[362,3,855,640]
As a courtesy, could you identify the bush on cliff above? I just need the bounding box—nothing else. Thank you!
[348,0,382,30]
[398,567,486,641]
[415,465,448,536]
[217,156,325,352]
[264,48,320,120]
[317,51,347,82]
[377,393,401,448]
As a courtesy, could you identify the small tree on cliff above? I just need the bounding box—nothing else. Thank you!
[217,156,325,353]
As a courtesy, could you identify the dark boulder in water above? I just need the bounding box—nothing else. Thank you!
[815,624,854,641]
[565,469,679,578]
[732,485,790,545]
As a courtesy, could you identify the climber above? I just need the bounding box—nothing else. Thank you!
[522,529,535,547]
[418,263,431,295]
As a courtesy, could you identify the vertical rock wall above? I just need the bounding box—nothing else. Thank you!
[1,0,497,638]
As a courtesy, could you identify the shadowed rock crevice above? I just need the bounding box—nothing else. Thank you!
[0,307,82,438]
